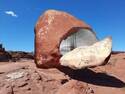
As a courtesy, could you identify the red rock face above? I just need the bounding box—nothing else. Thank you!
[34,10,92,68]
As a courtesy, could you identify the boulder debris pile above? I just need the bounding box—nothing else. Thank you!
[35,10,112,69]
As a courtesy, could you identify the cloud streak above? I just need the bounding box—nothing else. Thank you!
[5,11,18,17]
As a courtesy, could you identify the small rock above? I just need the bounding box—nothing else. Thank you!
[6,71,24,81]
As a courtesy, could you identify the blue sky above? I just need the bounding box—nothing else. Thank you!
[0,0,125,51]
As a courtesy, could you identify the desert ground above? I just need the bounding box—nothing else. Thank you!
[0,52,125,94]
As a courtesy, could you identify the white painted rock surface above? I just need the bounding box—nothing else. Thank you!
[60,37,112,69]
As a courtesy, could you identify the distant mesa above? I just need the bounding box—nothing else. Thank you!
[0,44,5,51]
[112,51,125,54]
[0,44,11,62]
[9,51,34,62]
[0,43,34,62]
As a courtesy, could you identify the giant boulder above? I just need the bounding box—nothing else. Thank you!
[34,10,98,68]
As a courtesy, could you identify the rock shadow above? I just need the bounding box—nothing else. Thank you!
[59,67,125,88]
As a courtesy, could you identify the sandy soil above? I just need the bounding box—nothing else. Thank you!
[0,53,125,94]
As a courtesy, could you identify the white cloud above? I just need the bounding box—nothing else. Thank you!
[5,11,18,17]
